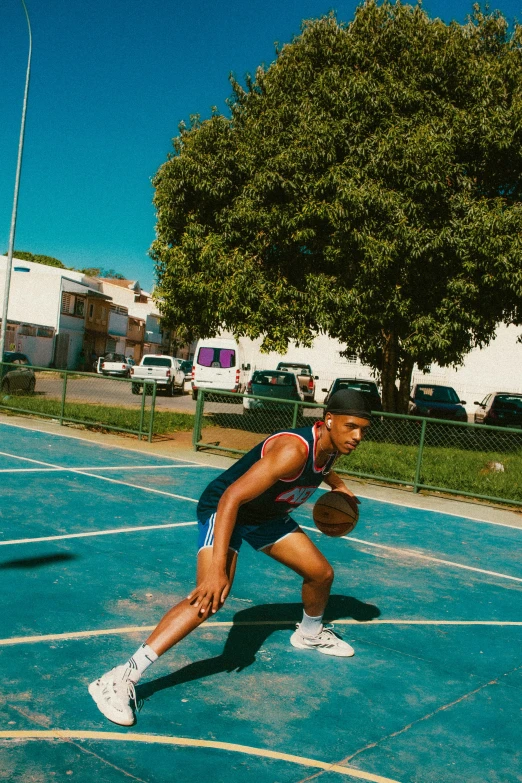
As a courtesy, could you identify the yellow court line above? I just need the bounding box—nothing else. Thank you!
[1,619,521,646]
[0,730,403,783]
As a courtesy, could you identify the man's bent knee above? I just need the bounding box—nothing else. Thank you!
[307,563,334,586]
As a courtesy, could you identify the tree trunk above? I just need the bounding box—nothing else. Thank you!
[397,356,414,414]
[381,331,399,412]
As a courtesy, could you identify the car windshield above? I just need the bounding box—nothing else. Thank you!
[416,385,460,404]
[495,394,522,410]
[252,372,295,386]
[280,364,311,375]
[104,353,126,362]
[335,380,378,395]
[181,360,192,371]
[197,347,236,368]
[142,357,172,367]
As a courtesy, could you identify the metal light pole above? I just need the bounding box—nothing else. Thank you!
[0,0,32,356]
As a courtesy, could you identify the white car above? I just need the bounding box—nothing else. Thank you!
[130,355,185,396]
[97,353,135,377]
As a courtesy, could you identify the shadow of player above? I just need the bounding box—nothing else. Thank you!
[137,594,380,702]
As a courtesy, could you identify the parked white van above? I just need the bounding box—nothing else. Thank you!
[191,337,250,400]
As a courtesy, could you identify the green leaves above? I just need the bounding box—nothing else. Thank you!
[151,1,522,410]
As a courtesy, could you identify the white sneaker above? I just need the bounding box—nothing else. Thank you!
[88,665,137,726]
[290,624,355,657]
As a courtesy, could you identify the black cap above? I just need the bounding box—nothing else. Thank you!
[325,389,372,419]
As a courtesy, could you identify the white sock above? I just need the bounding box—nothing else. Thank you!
[300,610,324,638]
[124,644,158,683]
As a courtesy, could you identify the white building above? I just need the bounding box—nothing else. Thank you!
[98,279,162,356]
[0,255,112,369]
[224,324,522,412]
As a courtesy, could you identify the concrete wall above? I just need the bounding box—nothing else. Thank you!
[222,325,522,410]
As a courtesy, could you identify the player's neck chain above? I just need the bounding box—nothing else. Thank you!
[317,426,336,473]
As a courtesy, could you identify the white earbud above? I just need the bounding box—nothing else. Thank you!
[326,421,331,430]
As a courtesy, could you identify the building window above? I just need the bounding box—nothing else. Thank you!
[37,326,54,338]
[89,303,94,320]
[74,298,85,317]
[61,292,73,314]
[18,324,37,336]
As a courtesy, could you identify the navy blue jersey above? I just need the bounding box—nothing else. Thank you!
[197,423,337,525]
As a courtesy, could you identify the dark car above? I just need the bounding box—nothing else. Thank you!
[1,352,36,394]
[179,359,193,383]
[474,392,522,428]
[409,383,467,422]
[322,378,383,412]
[243,370,303,412]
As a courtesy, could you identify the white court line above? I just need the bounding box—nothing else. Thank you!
[0,464,203,473]
[1,619,522,647]
[0,521,197,546]
[0,419,210,467]
[1,419,520,530]
[301,526,522,584]
[0,450,198,504]
[0,453,518,585]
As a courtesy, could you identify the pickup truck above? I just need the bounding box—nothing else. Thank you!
[276,362,318,402]
[130,355,185,396]
[97,353,134,377]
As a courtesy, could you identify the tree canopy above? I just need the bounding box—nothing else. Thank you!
[150,1,522,411]
[10,250,66,269]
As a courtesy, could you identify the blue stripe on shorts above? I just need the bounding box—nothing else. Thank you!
[197,513,300,553]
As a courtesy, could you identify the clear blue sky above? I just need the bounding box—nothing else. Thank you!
[1,0,519,291]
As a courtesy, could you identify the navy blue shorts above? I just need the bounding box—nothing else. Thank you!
[197,513,300,554]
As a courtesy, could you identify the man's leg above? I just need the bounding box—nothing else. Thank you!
[88,547,238,724]
[145,547,238,655]
[264,529,354,657]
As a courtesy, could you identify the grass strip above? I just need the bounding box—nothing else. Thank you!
[0,394,197,435]
[337,441,522,503]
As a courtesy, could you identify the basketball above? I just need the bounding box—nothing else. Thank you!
[313,491,359,537]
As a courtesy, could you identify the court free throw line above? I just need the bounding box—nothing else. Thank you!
[0,521,197,546]
[1,619,521,646]
[0,730,401,783]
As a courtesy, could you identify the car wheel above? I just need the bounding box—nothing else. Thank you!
[131,383,140,395]
[165,383,174,397]
[28,378,36,394]
[192,390,198,401]
[1,379,10,394]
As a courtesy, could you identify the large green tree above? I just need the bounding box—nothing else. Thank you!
[151,1,522,411]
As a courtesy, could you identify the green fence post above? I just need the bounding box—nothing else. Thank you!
[148,381,157,443]
[60,370,68,425]
[413,418,427,493]
[192,389,205,450]
[138,382,148,441]
[291,401,299,429]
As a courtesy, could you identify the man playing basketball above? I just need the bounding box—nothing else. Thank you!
[89,388,372,725]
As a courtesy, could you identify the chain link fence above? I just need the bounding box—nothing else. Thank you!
[0,362,159,440]
[193,390,522,506]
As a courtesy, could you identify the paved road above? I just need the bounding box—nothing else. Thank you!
[34,373,198,412]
